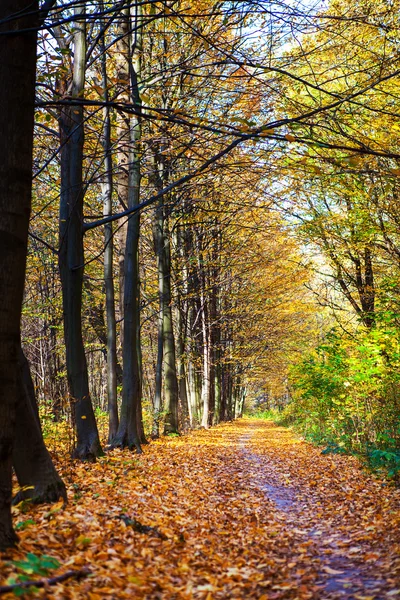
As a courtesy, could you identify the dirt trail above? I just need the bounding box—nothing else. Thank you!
[1,419,400,599]
[239,421,400,599]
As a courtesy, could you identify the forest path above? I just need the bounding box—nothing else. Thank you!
[238,420,400,599]
[2,419,400,599]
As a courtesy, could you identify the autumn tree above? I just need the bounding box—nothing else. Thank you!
[24,0,398,445]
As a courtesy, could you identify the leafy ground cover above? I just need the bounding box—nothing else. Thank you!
[1,419,399,599]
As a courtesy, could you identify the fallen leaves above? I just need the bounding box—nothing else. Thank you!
[0,419,399,598]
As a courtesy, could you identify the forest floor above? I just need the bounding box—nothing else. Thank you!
[1,419,400,599]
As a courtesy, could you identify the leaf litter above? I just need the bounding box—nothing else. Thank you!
[1,418,399,598]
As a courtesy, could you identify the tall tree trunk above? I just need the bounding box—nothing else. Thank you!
[162,214,180,435]
[152,198,164,438]
[100,11,119,443]
[200,305,211,429]
[136,333,147,445]
[58,5,102,460]
[151,147,180,436]
[181,225,196,427]
[233,374,246,418]
[210,225,221,425]
[13,350,66,505]
[199,248,211,429]
[214,360,222,425]
[175,299,189,431]
[113,1,144,451]
[187,357,198,428]
[208,272,217,427]
[173,226,190,431]
[220,363,227,422]
[0,0,38,549]
[227,369,234,420]
[185,225,201,428]
[115,7,130,338]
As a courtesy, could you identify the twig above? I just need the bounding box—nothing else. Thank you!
[117,515,167,540]
[0,567,91,595]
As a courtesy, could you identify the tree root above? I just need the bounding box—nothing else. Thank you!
[12,481,67,506]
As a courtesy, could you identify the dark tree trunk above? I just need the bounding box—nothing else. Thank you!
[58,6,102,460]
[99,15,119,443]
[113,1,144,451]
[136,336,147,445]
[150,148,180,436]
[86,296,123,387]
[113,204,142,451]
[13,350,67,505]
[0,0,38,549]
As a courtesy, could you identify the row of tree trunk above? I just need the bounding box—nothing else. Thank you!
[45,1,248,458]
[0,0,248,550]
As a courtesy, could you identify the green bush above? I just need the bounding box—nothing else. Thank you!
[285,325,400,477]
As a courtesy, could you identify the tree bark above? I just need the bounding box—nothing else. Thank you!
[99,11,119,442]
[162,214,180,435]
[115,6,130,339]
[200,307,211,429]
[113,1,144,451]
[199,247,211,429]
[174,298,190,431]
[174,226,190,430]
[187,357,199,427]
[0,0,38,549]
[152,198,164,438]
[58,5,102,460]
[12,350,67,505]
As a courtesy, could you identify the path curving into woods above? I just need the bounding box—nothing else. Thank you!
[1,419,399,599]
